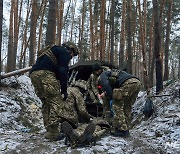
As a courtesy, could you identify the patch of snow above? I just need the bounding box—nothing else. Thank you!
[0,76,180,153]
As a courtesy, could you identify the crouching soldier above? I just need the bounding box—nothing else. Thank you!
[97,68,141,137]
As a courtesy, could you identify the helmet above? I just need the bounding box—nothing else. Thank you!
[93,63,102,72]
[63,41,79,56]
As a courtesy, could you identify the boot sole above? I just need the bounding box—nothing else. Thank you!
[61,121,79,143]
[78,123,96,143]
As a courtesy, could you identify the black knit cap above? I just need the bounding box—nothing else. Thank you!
[93,63,102,72]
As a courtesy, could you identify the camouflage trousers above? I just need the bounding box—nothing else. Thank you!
[75,123,109,140]
[30,70,64,130]
[103,78,141,131]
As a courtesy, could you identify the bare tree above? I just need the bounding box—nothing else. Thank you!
[99,0,106,61]
[126,0,132,73]
[119,0,126,69]
[94,0,100,60]
[110,0,115,65]
[38,0,47,51]
[137,0,149,91]
[164,0,173,81]
[29,0,37,66]
[57,0,64,46]
[89,0,94,60]
[45,0,56,46]
[149,17,154,87]
[153,0,163,94]
[70,0,77,41]
[7,0,15,72]
[19,0,30,68]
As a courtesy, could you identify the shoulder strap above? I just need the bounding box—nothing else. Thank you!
[38,45,57,65]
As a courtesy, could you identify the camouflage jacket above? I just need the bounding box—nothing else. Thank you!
[63,87,91,125]
[87,73,100,98]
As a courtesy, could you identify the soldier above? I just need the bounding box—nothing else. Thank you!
[98,69,141,137]
[87,63,103,104]
[88,64,141,137]
[61,80,110,148]
[63,80,92,126]
[30,41,79,141]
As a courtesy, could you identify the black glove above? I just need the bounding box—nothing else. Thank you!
[63,92,68,101]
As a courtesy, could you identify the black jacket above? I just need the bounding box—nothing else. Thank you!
[100,70,138,99]
[30,45,71,95]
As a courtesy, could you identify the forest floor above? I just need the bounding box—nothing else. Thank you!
[0,76,180,154]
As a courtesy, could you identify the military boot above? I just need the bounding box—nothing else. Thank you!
[111,128,130,137]
[61,121,80,148]
[78,123,96,146]
[44,124,64,141]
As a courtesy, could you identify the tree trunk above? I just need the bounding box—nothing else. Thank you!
[79,0,85,59]
[7,0,15,72]
[19,0,30,68]
[149,17,154,87]
[153,0,163,94]
[29,0,37,66]
[58,0,64,46]
[119,0,126,69]
[89,0,94,60]
[11,0,19,70]
[99,0,106,61]
[137,0,149,91]
[94,0,99,60]
[38,0,47,51]
[45,0,56,46]
[70,0,77,41]
[110,0,115,65]
[1,66,32,79]
[164,0,173,81]
[126,0,132,73]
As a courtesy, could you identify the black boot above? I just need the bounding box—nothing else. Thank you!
[78,123,96,146]
[61,121,79,147]
[111,128,130,137]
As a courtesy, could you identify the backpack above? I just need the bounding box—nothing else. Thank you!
[143,98,154,118]
[37,44,57,65]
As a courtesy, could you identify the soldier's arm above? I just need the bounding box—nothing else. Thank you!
[89,74,99,97]
[74,88,91,121]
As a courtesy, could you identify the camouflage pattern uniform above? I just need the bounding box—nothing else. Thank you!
[112,78,141,131]
[99,70,141,132]
[30,43,79,141]
[73,117,110,144]
[30,70,64,129]
[63,86,91,126]
[87,73,100,103]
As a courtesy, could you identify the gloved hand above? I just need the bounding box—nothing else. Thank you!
[63,92,68,101]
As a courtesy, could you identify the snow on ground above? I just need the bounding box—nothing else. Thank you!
[0,75,179,154]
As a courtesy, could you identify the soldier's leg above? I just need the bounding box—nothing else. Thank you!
[41,101,50,128]
[30,70,64,141]
[102,97,112,121]
[123,79,141,129]
[62,122,96,147]
[110,87,130,137]
[112,99,128,131]
[30,71,50,128]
